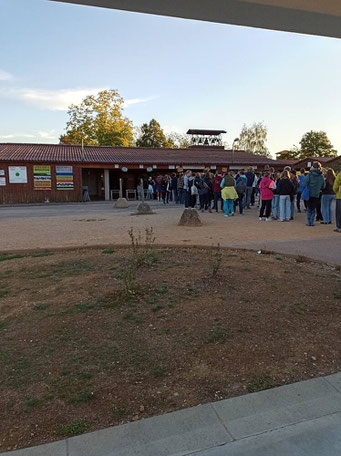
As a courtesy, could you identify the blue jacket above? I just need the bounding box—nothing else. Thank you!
[297,175,306,193]
[303,170,325,198]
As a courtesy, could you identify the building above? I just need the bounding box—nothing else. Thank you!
[0,142,290,204]
[292,156,341,171]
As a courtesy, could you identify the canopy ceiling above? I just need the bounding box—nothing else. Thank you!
[51,0,341,38]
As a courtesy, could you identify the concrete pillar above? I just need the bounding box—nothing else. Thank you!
[104,169,110,201]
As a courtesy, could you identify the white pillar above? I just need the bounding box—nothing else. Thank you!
[104,169,110,201]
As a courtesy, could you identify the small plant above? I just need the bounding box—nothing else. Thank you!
[128,227,157,267]
[151,304,163,313]
[113,405,128,418]
[247,375,278,393]
[153,367,166,378]
[68,389,95,405]
[290,303,307,315]
[102,248,116,255]
[334,292,341,300]
[32,303,49,311]
[296,255,309,264]
[22,397,44,413]
[56,420,90,436]
[206,326,230,344]
[209,244,223,277]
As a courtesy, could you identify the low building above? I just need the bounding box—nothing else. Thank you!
[0,142,290,204]
[292,156,341,171]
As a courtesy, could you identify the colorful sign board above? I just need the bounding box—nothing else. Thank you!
[56,165,74,190]
[33,165,51,190]
[9,166,27,184]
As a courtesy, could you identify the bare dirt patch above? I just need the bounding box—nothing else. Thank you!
[0,245,340,451]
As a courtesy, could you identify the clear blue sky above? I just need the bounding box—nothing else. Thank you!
[1,0,341,156]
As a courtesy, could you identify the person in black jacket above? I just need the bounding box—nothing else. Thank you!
[277,170,295,222]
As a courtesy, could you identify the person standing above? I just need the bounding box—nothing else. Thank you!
[321,169,336,224]
[259,170,275,221]
[333,170,341,233]
[302,162,326,227]
[183,170,193,208]
[170,173,178,204]
[177,173,184,204]
[212,172,224,212]
[290,170,298,220]
[245,167,255,209]
[271,171,281,220]
[297,168,307,212]
[221,172,238,217]
[277,170,294,222]
[235,170,247,215]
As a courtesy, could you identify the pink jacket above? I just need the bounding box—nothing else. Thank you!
[260,177,274,200]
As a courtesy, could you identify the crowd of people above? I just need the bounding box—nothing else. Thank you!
[142,163,341,232]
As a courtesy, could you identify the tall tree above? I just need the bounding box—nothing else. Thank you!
[136,119,173,148]
[60,89,134,147]
[237,122,270,158]
[166,132,191,149]
[276,146,300,161]
[299,131,337,159]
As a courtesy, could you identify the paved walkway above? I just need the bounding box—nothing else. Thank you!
[3,373,341,456]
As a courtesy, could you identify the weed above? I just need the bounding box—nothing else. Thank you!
[113,405,128,418]
[128,227,158,268]
[56,420,90,437]
[30,252,54,258]
[75,301,95,313]
[334,292,341,300]
[0,253,27,262]
[0,321,7,330]
[151,305,163,313]
[68,390,95,405]
[208,244,223,277]
[123,311,142,324]
[185,284,199,297]
[153,367,166,378]
[206,326,230,344]
[275,256,283,261]
[102,248,116,255]
[79,371,93,380]
[32,304,49,311]
[0,289,9,298]
[22,397,44,413]
[290,303,307,315]
[247,375,278,393]
[296,255,309,264]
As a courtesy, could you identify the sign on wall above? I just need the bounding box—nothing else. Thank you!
[0,177,6,186]
[9,166,27,184]
[0,170,5,176]
[33,165,52,190]
[56,165,74,190]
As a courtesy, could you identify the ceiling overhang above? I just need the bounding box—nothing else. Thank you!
[51,0,341,38]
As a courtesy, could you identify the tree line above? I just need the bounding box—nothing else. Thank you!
[59,89,338,159]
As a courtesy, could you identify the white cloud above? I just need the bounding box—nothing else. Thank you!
[0,69,13,81]
[37,130,58,139]
[0,87,157,111]
[0,131,56,141]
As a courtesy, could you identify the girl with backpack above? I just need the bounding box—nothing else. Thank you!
[221,172,238,217]
[235,170,247,215]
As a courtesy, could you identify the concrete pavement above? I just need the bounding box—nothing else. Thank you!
[3,373,341,456]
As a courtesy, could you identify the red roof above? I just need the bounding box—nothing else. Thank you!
[293,156,339,166]
[0,143,282,166]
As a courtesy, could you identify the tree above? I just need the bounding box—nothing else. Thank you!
[60,89,134,147]
[136,119,173,148]
[237,122,270,158]
[166,132,191,149]
[276,146,300,161]
[299,131,337,159]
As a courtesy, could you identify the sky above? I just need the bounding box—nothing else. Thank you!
[1,0,341,157]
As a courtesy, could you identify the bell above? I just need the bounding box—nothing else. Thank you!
[204,138,209,145]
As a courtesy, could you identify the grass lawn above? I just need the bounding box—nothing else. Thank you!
[0,239,340,451]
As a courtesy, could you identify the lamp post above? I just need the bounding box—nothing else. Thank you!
[232,137,239,167]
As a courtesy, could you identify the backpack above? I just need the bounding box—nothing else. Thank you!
[236,179,246,194]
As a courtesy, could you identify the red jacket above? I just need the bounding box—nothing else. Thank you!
[212,175,223,192]
[260,176,275,200]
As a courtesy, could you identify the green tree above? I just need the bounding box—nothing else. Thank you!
[299,131,337,159]
[237,122,270,158]
[60,89,134,147]
[136,119,173,148]
[166,132,191,149]
[276,146,300,161]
